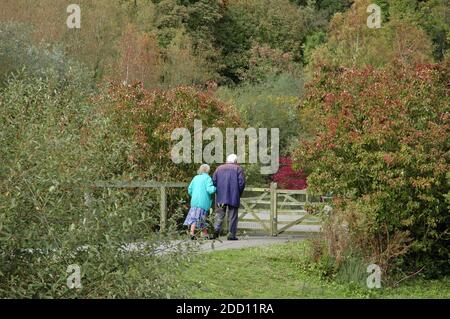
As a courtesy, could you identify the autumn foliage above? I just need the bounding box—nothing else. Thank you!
[272,157,307,189]
[294,62,449,276]
[97,82,241,181]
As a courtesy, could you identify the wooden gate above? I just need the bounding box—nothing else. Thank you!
[92,181,326,236]
[238,183,323,236]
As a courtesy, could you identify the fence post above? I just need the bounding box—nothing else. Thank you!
[160,186,167,232]
[270,182,278,236]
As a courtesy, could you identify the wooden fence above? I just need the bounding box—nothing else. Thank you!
[92,181,326,236]
[93,181,188,232]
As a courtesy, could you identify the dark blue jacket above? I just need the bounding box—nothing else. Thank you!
[212,163,245,207]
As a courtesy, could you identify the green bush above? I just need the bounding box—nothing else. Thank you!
[0,33,193,297]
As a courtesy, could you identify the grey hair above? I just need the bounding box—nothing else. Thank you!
[226,153,238,163]
[197,164,210,174]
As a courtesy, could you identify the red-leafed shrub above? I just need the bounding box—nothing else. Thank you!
[96,82,242,181]
[272,157,307,189]
[294,62,449,277]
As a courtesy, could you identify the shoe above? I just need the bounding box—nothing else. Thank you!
[227,236,238,241]
[190,235,196,240]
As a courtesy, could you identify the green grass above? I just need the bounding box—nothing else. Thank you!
[178,241,450,299]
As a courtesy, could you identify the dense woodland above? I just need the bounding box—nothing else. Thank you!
[0,0,448,297]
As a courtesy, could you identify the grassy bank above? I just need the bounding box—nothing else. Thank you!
[178,241,450,299]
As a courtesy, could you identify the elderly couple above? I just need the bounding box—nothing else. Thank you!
[183,154,245,240]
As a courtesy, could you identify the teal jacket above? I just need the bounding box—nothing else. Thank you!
[188,173,216,211]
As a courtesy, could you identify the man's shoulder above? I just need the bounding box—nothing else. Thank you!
[216,163,241,172]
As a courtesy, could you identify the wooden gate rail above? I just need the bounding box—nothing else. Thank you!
[92,181,326,236]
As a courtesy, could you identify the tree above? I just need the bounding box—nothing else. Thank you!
[154,0,188,47]
[116,24,162,88]
[160,30,218,87]
[309,0,434,70]
[373,0,449,60]
[214,0,322,83]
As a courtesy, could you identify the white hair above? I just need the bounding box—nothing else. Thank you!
[197,164,210,174]
[226,153,238,163]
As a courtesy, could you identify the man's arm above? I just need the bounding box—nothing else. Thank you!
[212,169,218,186]
[238,167,245,196]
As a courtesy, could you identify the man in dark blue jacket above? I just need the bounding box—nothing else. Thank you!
[212,154,245,240]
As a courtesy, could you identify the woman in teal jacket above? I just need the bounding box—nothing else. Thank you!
[183,164,216,240]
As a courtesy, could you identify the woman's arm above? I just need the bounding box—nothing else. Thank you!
[206,176,216,195]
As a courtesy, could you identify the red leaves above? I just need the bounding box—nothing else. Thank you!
[96,82,242,179]
[294,62,449,262]
[272,157,307,190]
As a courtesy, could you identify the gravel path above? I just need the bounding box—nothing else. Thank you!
[199,235,310,252]
[123,235,314,255]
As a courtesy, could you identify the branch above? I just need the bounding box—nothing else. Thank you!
[393,266,425,287]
